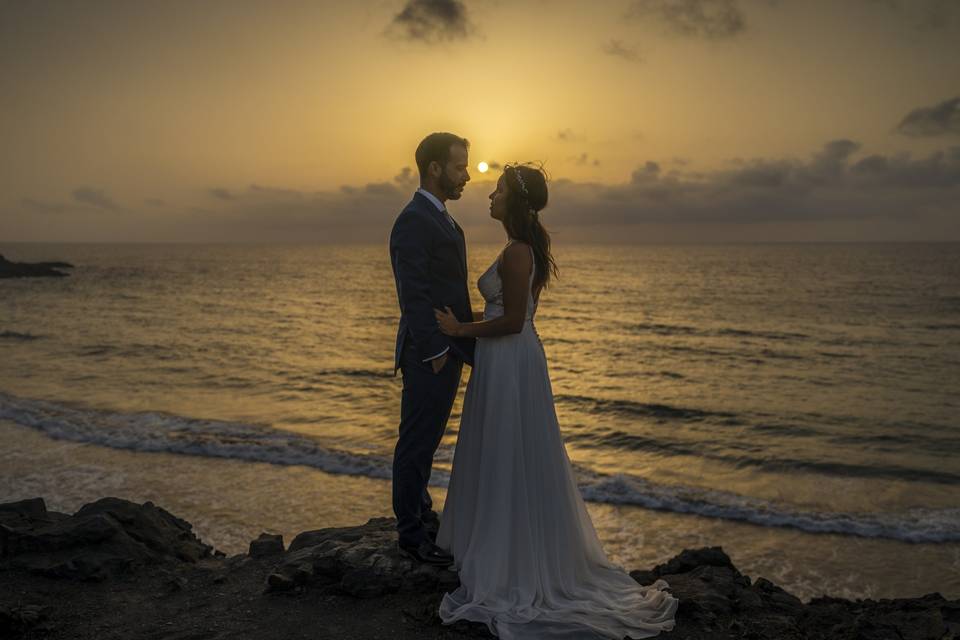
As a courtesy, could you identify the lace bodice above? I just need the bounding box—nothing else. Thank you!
[478,241,538,322]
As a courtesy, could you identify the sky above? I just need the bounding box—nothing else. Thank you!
[1,0,959,243]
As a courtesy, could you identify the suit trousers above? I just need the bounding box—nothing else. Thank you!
[393,340,462,547]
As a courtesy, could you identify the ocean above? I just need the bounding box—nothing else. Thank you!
[1,241,958,603]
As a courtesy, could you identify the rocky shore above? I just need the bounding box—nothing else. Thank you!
[1,496,957,639]
[0,254,74,279]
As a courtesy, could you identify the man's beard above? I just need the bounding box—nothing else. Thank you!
[439,171,462,200]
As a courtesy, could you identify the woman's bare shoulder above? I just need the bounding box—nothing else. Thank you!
[502,241,533,261]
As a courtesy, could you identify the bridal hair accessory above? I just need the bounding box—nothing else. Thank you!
[511,166,530,198]
[509,164,540,216]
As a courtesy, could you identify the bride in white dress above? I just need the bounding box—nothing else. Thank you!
[432,164,678,639]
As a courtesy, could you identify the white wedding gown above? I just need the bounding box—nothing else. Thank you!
[436,242,678,639]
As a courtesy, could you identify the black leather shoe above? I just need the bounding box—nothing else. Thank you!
[398,539,453,566]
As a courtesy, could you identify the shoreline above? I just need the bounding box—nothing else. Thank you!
[2,495,958,640]
[3,417,960,605]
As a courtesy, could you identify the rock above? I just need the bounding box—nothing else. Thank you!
[159,568,189,593]
[340,567,403,598]
[799,592,956,640]
[0,603,52,637]
[0,496,214,581]
[226,554,253,570]
[0,497,49,519]
[0,254,74,279]
[651,545,737,576]
[249,533,284,558]
[266,517,458,597]
[628,569,658,586]
[752,576,805,615]
[3,496,959,640]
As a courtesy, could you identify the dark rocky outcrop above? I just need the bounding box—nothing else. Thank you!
[1,495,958,639]
[266,517,459,597]
[0,253,74,278]
[0,496,215,582]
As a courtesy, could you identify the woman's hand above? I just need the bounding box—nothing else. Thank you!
[434,306,462,337]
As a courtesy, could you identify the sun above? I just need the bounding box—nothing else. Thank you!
[477,161,489,173]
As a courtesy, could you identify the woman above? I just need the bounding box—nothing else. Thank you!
[433,164,678,639]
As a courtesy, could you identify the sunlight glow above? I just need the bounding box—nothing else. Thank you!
[478,161,489,173]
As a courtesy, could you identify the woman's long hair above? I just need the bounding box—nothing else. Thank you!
[502,163,559,298]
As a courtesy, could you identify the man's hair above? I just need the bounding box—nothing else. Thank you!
[415,132,470,179]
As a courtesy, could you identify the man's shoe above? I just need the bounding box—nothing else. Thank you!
[398,539,453,566]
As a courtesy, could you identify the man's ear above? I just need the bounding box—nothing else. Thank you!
[429,160,442,179]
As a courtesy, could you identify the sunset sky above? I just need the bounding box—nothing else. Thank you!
[1,0,959,242]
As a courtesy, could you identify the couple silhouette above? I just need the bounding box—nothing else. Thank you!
[389,132,677,639]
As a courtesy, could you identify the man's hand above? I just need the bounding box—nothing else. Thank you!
[431,353,449,374]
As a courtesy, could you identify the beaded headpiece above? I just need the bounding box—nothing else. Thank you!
[509,165,537,215]
[512,167,529,197]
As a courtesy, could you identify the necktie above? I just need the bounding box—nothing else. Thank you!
[443,209,456,229]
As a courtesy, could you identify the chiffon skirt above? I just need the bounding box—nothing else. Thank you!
[436,321,678,639]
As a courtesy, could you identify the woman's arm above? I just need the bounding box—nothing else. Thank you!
[436,243,531,338]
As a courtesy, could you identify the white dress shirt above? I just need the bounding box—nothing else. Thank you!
[416,187,455,363]
[417,187,456,228]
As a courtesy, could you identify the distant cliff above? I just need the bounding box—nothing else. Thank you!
[1,496,957,639]
[0,254,74,279]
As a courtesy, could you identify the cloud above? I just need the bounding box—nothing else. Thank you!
[248,184,305,199]
[209,188,235,200]
[895,96,960,137]
[632,161,661,181]
[19,197,71,214]
[571,152,601,167]
[864,0,960,31]
[393,166,417,186]
[72,186,119,211]
[16,188,123,217]
[386,0,474,44]
[537,140,960,229]
[601,39,642,62]
[556,128,585,142]
[145,197,167,207]
[12,142,956,242]
[627,0,746,39]
[174,140,960,239]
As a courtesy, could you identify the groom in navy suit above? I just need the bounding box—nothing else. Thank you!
[389,132,476,565]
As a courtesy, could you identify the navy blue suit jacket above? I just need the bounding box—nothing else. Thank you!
[390,191,476,372]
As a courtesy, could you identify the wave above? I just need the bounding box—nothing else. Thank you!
[728,455,960,485]
[567,423,960,484]
[576,472,960,543]
[714,327,810,341]
[1,390,958,543]
[627,322,809,342]
[816,351,859,359]
[0,330,42,341]
[0,390,404,483]
[555,394,743,424]
[77,342,179,360]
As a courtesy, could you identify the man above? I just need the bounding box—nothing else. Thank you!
[389,132,476,566]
